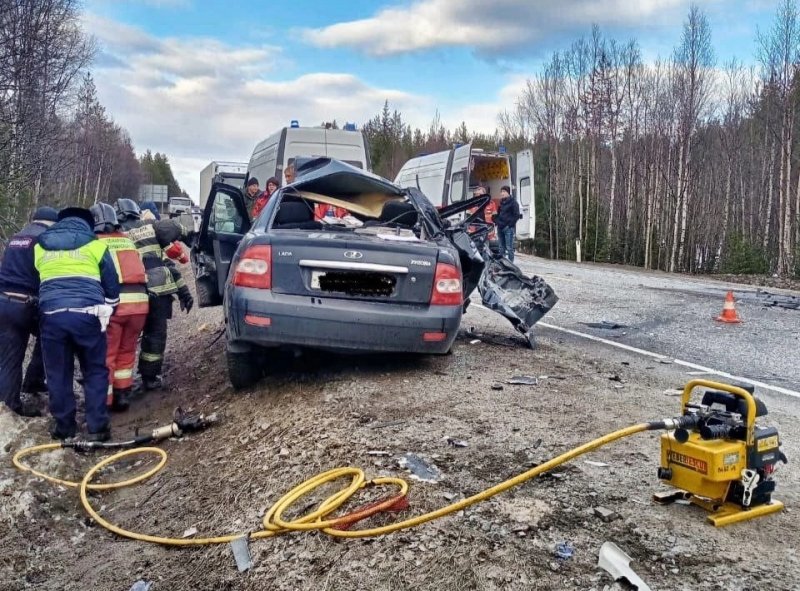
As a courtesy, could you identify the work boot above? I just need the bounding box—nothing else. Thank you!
[110,388,131,412]
[85,428,111,443]
[50,422,77,441]
[15,393,43,418]
[142,376,164,391]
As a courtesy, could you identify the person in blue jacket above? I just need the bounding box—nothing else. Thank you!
[0,206,59,416]
[34,207,120,441]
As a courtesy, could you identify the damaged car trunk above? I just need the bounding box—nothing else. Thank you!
[192,157,557,388]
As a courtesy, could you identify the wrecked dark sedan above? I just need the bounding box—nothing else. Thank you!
[192,158,557,388]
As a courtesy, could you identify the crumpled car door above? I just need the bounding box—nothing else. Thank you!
[426,191,559,346]
[477,254,559,347]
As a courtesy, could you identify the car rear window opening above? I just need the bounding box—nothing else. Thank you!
[317,271,396,297]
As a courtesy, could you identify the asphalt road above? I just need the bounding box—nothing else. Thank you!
[471,255,800,397]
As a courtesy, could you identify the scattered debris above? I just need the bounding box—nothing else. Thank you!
[658,358,674,365]
[368,420,406,430]
[608,374,623,382]
[129,581,152,591]
[197,323,209,332]
[181,526,198,538]
[663,388,683,397]
[597,542,652,591]
[442,492,457,501]
[538,374,581,380]
[367,450,391,457]
[446,437,468,448]
[470,339,481,345]
[583,321,627,330]
[585,461,610,468]
[759,291,800,310]
[230,536,252,572]
[554,541,574,560]
[593,507,618,522]
[399,453,442,483]
[491,383,504,391]
[506,375,538,386]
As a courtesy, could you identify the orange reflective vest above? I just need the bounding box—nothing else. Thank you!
[98,232,149,316]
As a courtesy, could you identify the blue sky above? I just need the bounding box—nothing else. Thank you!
[83,0,780,199]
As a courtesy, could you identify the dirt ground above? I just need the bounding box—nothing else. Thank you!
[1,270,798,591]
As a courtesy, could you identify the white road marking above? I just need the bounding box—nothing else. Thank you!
[537,322,800,400]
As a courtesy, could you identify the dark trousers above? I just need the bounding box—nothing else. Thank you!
[139,295,173,379]
[498,227,516,263]
[0,296,45,413]
[40,311,109,434]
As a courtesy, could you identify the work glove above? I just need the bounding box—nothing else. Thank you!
[177,286,194,314]
[90,304,115,332]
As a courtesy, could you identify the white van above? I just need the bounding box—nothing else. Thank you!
[394,144,535,239]
[247,123,371,187]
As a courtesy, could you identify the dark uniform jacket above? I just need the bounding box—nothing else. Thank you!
[0,222,51,296]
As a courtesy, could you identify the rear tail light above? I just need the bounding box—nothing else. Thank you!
[430,262,462,306]
[423,331,448,342]
[233,245,272,289]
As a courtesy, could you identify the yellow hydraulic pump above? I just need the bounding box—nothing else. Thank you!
[654,380,787,527]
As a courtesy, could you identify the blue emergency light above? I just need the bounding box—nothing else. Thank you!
[290,120,300,128]
[343,122,357,131]
[499,145,507,153]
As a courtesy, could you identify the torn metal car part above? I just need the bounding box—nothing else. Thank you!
[230,536,252,572]
[399,453,442,483]
[597,542,652,591]
[506,376,539,386]
[477,255,558,346]
[583,320,628,330]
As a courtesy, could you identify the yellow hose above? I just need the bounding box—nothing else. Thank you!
[12,422,649,545]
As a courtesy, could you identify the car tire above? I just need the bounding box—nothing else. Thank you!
[227,349,261,390]
[196,277,221,307]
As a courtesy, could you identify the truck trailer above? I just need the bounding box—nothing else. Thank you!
[199,161,247,208]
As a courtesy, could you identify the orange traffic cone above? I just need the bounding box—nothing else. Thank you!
[715,291,742,323]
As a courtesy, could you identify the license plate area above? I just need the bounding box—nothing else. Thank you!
[310,270,396,297]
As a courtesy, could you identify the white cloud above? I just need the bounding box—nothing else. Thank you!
[83,14,429,200]
[304,0,716,57]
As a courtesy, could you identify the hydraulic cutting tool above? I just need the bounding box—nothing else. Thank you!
[654,380,787,526]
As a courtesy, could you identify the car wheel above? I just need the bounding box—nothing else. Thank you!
[196,277,221,307]
[227,349,261,390]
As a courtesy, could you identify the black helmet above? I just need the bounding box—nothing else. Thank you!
[90,202,119,233]
[116,198,141,221]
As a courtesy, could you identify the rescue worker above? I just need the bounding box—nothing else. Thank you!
[0,206,58,416]
[34,207,120,441]
[115,198,193,391]
[90,203,149,411]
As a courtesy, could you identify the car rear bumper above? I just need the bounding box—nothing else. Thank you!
[226,288,461,354]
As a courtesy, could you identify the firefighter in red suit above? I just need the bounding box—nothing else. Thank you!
[90,203,149,411]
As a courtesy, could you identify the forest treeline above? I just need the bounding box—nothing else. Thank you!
[0,0,184,241]
[361,2,800,277]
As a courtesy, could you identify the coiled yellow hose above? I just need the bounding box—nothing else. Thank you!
[13,423,648,545]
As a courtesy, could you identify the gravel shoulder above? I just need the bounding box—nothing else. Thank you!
[1,265,798,591]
